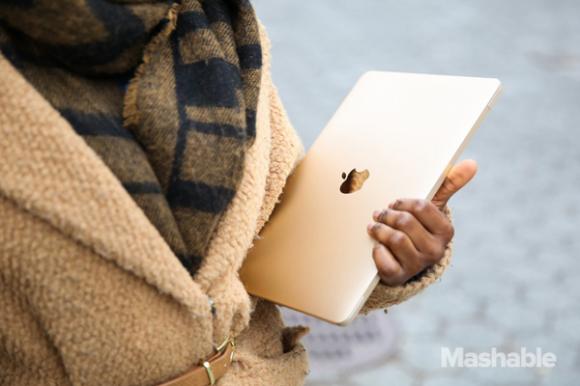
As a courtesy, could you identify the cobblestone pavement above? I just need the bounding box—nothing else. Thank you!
[252,1,580,385]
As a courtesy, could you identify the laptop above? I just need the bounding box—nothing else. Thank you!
[239,71,501,325]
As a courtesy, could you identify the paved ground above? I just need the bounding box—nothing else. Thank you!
[252,1,580,385]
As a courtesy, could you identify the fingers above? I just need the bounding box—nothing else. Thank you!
[389,199,454,240]
[373,208,435,254]
[367,222,424,284]
[368,199,455,286]
[368,205,449,275]
[432,159,478,209]
[371,244,405,285]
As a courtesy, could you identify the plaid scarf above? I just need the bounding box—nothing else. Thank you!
[0,0,262,276]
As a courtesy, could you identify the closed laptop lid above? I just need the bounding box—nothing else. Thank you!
[240,71,501,325]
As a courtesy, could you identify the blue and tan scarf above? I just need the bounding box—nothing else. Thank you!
[0,0,262,276]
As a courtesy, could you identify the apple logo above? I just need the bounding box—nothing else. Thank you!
[340,168,370,194]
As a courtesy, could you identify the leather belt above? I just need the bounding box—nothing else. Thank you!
[159,336,236,386]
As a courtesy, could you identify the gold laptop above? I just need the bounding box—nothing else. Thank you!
[240,71,501,325]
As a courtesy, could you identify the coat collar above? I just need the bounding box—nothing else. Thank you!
[0,54,211,318]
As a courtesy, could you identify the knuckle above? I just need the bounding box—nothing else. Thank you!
[413,200,429,214]
[394,212,412,229]
[389,231,406,247]
[422,245,436,260]
[426,244,446,264]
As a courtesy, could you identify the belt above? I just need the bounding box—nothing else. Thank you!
[159,336,236,386]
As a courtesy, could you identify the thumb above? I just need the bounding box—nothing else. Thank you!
[432,159,478,210]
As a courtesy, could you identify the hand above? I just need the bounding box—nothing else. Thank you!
[367,160,478,285]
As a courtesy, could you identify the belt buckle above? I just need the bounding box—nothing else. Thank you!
[216,334,236,360]
[202,335,236,385]
[215,335,232,354]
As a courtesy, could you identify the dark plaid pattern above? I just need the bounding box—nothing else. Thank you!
[0,0,262,275]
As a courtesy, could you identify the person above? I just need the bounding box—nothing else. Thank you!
[0,1,476,385]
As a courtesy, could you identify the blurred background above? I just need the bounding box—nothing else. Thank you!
[252,1,580,385]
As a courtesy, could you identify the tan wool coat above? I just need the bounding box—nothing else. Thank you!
[0,25,452,386]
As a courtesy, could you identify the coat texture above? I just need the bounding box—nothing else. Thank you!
[0,23,452,386]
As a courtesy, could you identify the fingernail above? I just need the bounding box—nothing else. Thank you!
[372,210,381,220]
[367,223,374,232]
